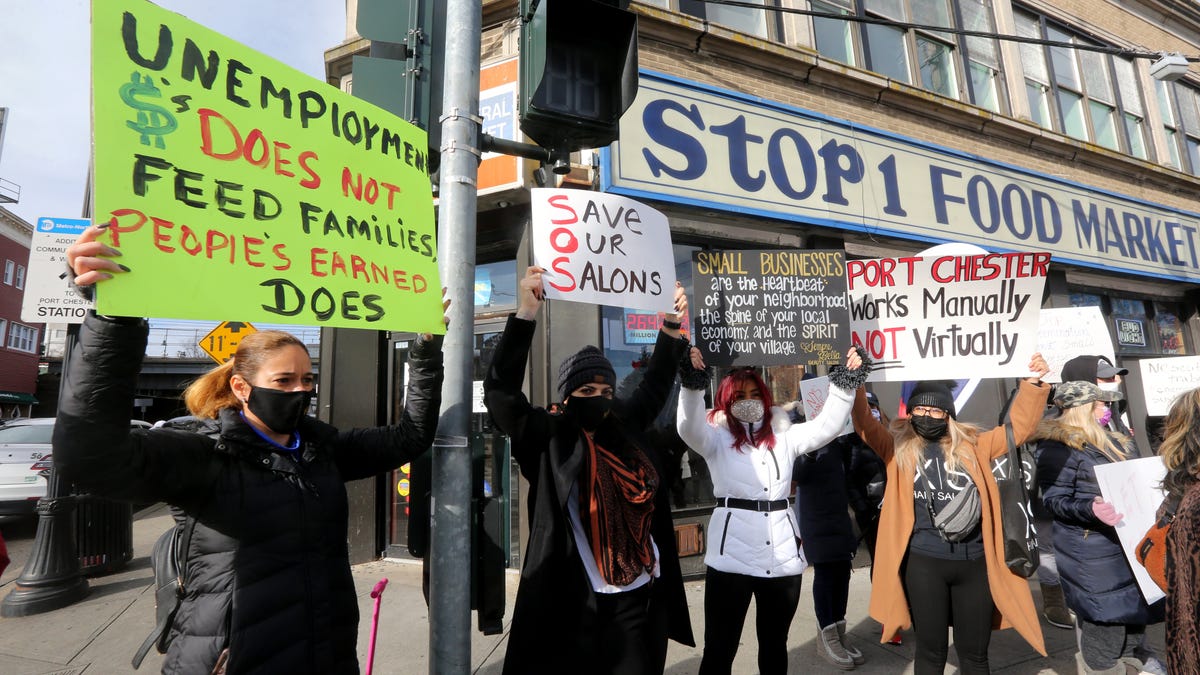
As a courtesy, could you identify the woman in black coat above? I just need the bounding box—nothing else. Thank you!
[54,225,446,675]
[483,266,694,675]
[1035,381,1163,674]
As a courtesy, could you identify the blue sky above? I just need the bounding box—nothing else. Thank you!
[0,0,346,226]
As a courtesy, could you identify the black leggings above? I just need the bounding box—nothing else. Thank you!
[699,566,803,675]
[811,560,852,627]
[903,552,994,675]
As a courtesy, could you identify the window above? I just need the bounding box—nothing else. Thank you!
[676,0,775,39]
[1015,11,1148,157]
[0,319,6,345]
[1157,80,1183,170]
[811,0,1005,111]
[474,260,518,311]
[15,264,25,290]
[3,260,12,285]
[6,323,38,354]
[1158,81,1200,175]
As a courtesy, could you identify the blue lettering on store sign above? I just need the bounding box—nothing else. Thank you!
[633,87,1200,279]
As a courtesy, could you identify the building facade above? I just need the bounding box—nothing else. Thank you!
[0,206,41,418]
[327,0,1200,575]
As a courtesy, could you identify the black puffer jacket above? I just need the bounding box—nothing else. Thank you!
[54,314,443,674]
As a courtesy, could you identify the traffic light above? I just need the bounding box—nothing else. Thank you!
[352,0,444,163]
[519,0,639,152]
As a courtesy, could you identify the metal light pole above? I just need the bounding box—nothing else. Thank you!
[428,0,481,672]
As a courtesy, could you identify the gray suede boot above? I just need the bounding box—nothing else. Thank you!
[836,620,865,665]
[818,623,856,670]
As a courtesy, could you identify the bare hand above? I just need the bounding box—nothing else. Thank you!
[663,282,687,321]
[420,288,451,340]
[689,346,705,371]
[845,347,863,371]
[1026,351,1049,384]
[515,266,546,320]
[66,223,125,287]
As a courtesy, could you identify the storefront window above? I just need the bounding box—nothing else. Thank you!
[1154,302,1187,355]
[474,260,518,311]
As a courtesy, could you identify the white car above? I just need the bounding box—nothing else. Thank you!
[0,418,152,516]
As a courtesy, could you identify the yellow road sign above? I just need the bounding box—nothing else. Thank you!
[199,321,258,364]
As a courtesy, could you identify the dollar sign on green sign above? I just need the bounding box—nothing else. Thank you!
[119,72,177,149]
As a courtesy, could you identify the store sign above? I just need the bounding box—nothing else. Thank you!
[608,73,1200,283]
[1115,318,1147,347]
[622,308,663,344]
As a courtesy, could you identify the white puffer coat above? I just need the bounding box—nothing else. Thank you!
[677,386,855,577]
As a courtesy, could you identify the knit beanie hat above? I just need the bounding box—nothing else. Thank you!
[906,380,956,419]
[557,346,616,398]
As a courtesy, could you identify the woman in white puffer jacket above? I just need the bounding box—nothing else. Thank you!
[677,346,869,675]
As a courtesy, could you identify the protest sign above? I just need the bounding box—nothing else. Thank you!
[91,0,442,333]
[846,252,1049,381]
[1094,457,1168,603]
[530,188,676,312]
[798,375,854,436]
[692,249,849,367]
[1139,355,1200,416]
[22,217,95,324]
[1036,306,1115,382]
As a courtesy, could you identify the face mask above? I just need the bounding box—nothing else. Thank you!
[247,386,313,434]
[730,399,765,424]
[1098,381,1121,393]
[910,415,949,441]
[1096,406,1113,427]
[871,408,881,421]
[567,395,612,430]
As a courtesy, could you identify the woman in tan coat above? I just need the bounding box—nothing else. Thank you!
[850,354,1049,674]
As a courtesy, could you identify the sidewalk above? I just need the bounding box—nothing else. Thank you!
[0,504,1161,674]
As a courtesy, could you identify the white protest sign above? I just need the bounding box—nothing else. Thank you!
[1094,457,1167,603]
[21,217,94,324]
[846,251,1049,381]
[1036,306,1115,383]
[530,188,676,312]
[798,376,854,436]
[1139,355,1200,416]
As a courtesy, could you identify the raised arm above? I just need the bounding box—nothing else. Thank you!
[784,347,869,456]
[675,351,723,460]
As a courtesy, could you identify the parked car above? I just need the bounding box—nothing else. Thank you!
[0,418,152,516]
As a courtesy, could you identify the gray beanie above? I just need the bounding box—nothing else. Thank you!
[557,346,616,398]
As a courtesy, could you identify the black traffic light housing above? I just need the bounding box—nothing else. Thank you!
[519,0,639,152]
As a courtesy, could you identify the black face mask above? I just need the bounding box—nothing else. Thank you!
[247,386,313,434]
[910,415,949,441]
[567,395,612,431]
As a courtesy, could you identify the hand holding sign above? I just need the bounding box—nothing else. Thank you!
[1026,351,1050,385]
[661,282,688,339]
[67,223,128,288]
[515,266,547,321]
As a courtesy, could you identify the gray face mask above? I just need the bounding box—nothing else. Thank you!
[730,399,765,424]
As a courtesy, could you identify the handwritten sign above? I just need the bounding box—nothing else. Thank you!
[21,217,95,324]
[91,0,442,332]
[846,252,1049,381]
[692,249,849,367]
[1036,306,1115,383]
[531,188,676,312]
[798,375,853,436]
[1094,457,1168,603]
[1139,355,1200,416]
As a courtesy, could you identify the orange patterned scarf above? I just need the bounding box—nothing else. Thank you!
[579,433,658,586]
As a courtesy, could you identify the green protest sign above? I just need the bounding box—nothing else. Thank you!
[92,0,443,333]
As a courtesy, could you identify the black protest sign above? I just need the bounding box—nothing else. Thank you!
[692,249,850,367]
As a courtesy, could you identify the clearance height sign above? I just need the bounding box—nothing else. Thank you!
[91,0,443,333]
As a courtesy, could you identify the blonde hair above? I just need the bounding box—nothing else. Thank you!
[1160,387,1200,501]
[182,330,308,419]
[1058,403,1129,463]
[891,416,982,474]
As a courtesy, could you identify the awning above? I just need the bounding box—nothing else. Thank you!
[0,391,38,405]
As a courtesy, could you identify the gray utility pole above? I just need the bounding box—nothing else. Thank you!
[430,0,481,672]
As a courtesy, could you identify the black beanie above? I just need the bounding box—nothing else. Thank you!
[907,380,957,419]
[557,346,616,398]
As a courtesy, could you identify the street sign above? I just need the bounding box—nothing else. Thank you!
[199,321,257,364]
[21,217,94,324]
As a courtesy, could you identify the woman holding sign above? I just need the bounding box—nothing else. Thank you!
[676,349,869,675]
[483,266,694,675]
[53,225,447,675]
[1034,381,1164,675]
[849,357,1050,675]
[1159,387,1200,673]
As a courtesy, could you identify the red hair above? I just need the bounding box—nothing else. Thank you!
[707,368,777,452]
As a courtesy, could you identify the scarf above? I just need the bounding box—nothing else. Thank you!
[579,433,658,586]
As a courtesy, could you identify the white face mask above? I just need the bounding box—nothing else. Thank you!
[730,399,765,424]
[1098,381,1121,392]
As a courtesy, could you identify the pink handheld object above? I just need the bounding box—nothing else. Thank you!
[365,578,389,675]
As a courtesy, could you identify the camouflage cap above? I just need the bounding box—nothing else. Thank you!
[1053,380,1123,410]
